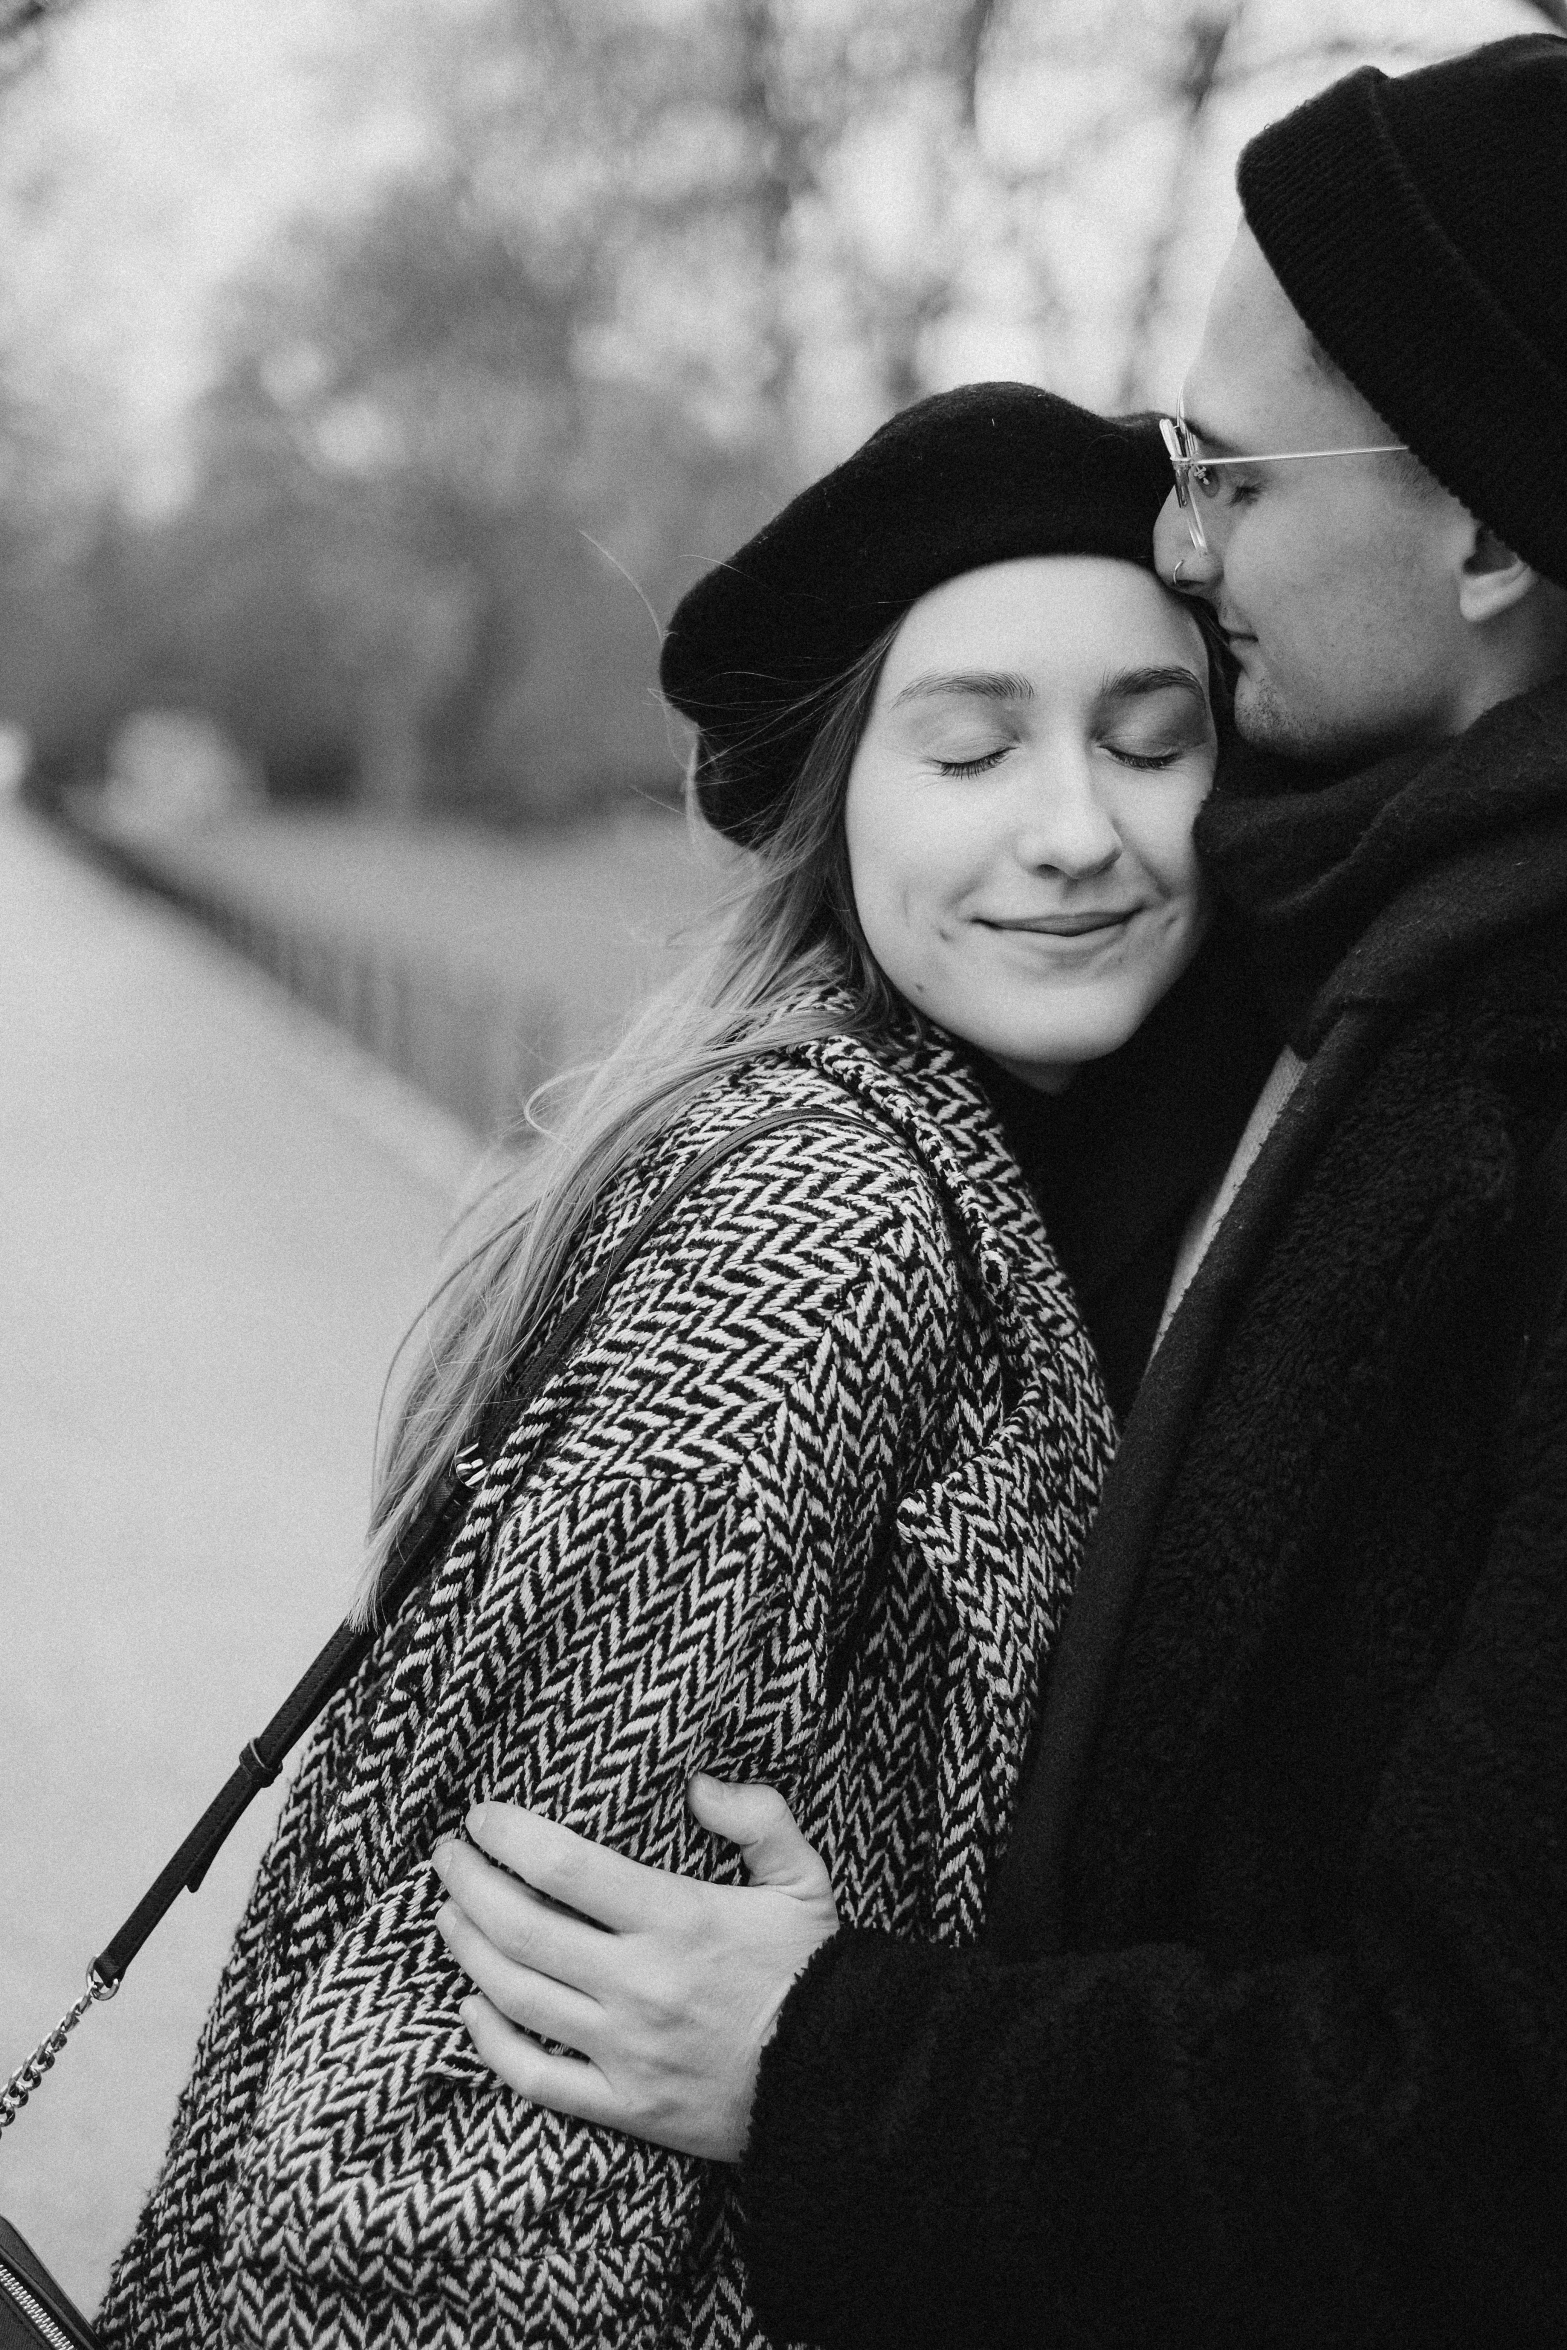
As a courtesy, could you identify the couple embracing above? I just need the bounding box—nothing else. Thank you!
[101,35,1567,2350]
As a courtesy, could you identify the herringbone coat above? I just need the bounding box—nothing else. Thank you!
[97,1011,1116,2350]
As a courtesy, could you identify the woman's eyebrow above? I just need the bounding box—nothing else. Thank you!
[888,669,1036,710]
[1097,665,1209,708]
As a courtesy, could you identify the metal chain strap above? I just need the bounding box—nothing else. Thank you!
[0,1970,116,2141]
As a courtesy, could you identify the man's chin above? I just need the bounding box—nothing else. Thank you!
[1232,676,1414,771]
[1232,671,1343,763]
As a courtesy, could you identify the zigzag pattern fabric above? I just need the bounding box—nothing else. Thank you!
[97,1005,1117,2349]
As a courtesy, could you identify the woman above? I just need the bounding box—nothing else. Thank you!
[98,386,1271,2350]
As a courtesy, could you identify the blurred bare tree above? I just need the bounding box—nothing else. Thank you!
[0,0,51,65]
[0,0,1555,817]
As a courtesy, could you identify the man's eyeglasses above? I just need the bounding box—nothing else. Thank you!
[1158,412,1411,552]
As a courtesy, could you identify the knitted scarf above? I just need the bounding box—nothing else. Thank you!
[1195,672,1567,1046]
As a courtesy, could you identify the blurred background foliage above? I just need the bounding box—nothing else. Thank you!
[0,0,1559,824]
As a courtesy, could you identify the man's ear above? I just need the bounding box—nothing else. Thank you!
[1457,524,1539,625]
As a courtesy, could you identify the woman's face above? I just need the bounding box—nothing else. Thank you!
[846,554,1218,1091]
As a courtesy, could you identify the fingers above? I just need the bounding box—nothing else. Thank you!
[437,1898,602,2050]
[433,1837,620,2007]
[687,1774,836,1905]
[460,1992,621,2130]
[462,1802,667,1933]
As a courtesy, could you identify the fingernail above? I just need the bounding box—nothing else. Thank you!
[466,1804,488,1837]
[431,1843,454,1876]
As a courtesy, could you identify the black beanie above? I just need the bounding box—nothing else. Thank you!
[1237,33,1567,586]
[660,383,1172,846]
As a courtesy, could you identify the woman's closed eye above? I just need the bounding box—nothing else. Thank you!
[1093,677,1212,773]
[931,740,1014,777]
[1099,709,1211,771]
[1101,740,1190,770]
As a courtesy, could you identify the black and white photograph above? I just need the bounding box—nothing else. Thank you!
[2,2,1564,2343]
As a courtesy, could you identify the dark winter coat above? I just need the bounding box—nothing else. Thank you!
[739,681,1567,2350]
[96,1011,1118,2350]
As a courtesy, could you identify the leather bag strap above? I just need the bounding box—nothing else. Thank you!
[86,1104,874,1993]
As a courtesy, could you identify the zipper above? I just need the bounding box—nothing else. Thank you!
[0,2249,88,2350]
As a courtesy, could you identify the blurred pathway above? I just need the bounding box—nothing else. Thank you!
[0,806,470,2310]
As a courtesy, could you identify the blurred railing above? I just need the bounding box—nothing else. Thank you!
[55,811,559,1141]
[211,887,558,1139]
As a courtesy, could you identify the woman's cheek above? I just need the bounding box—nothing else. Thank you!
[1135,780,1211,904]
[890,880,974,1014]
[853,862,920,995]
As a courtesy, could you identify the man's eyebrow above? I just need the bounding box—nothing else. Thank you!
[888,669,1036,710]
[1177,410,1245,457]
[1097,665,1209,707]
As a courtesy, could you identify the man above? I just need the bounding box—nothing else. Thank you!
[435,36,1567,2347]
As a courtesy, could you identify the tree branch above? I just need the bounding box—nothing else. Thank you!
[1217,35,1453,88]
[1113,1,1246,409]
[956,0,1002,126]
[0,0,79,87]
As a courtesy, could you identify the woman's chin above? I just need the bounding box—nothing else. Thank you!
[956,991,1159,1085]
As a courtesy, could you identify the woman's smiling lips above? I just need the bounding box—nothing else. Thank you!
[980,909,1141,937]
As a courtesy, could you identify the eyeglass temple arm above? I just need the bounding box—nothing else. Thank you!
[1174,444,1409,469]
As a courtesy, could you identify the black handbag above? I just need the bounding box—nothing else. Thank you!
[0,2218,97,2350]
[0,1105,865,2347]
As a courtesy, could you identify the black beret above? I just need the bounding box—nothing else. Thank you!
[661,382,1173,846]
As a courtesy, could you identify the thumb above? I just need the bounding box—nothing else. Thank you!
[687,1775,835,1906]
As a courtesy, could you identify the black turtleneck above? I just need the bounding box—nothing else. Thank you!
[973,921,1280,1419]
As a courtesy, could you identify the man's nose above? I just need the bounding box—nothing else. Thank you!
[1153,489,1221,598]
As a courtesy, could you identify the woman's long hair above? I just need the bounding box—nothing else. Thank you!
[357,622,904,1614]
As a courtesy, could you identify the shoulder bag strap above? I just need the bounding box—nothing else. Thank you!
[1,1104,875,2131]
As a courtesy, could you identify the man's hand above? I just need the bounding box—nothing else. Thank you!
[432,1775,840,2163]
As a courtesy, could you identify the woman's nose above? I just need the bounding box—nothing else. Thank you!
[1014,773,1121,878]
[1153,491,1221,597]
